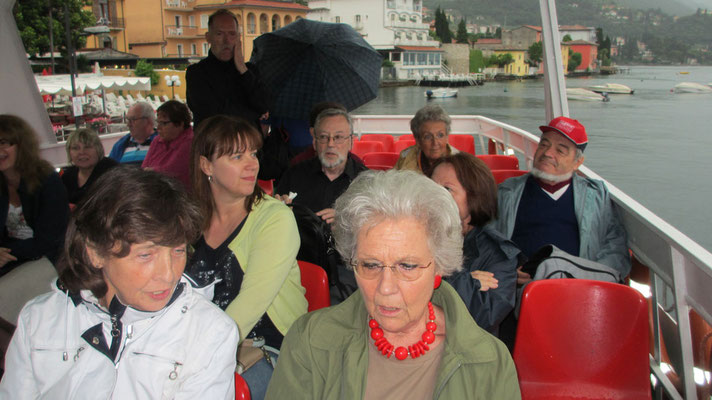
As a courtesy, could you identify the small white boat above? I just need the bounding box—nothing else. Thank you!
[673,82,712,93]
[424,88,458,99]
[566,88,610,102]
[587,83,634,94]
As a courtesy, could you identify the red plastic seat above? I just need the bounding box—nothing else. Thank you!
[362,152,400,170]
[448,135,475,155]
[397,134,415,141]
[394,139,416,154]
[476,154,519,170]
[234,372,251,400]
[491,169,528,184]
[257,179,273,196]
[513,279,650,400]
[351,141,384,159]
[360,134,395,152]
[297,260,330,312]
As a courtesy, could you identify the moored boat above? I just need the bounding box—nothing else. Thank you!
[673,82,712,93]
[566,87,610,102]
[424,88,458,99]
[587,83,634,94]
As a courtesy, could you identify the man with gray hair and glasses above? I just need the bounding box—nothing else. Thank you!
[109,102,157,165]
[275,108,367,225]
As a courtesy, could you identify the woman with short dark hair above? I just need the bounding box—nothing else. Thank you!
[429,152,521,334]
[142,100,194,188]
[0,167,239,398]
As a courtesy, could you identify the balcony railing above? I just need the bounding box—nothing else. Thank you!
[394,38,440,47]
[165,25,198,38]
[165,0,194,10]
[97,16,125,29]
[386,20,429,30]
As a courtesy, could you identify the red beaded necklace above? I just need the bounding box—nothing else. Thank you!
[368,301,437,360]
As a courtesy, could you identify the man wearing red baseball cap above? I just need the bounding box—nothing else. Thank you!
[493,116,630,284]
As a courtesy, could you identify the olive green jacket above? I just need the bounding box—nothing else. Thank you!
[265,282,521,399]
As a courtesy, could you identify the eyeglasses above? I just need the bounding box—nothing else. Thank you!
[315,134,352,144]
[156,120,172,127]
[0,139,15,148]
[350,260,433,281]
[420,132,447,142]
[127,116,147,123]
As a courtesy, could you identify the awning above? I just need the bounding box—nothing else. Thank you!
[35,73,151,95]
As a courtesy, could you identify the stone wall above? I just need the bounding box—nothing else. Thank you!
[441,43,470,74]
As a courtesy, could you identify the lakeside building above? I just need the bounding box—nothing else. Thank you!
[564,40,598,72]
[307,0,443,79]
[83,0,308,65]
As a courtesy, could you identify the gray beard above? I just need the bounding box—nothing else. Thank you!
[318,151,346,169]
[530,167,573,184]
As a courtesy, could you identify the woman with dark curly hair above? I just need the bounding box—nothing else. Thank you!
[0,167,239,398]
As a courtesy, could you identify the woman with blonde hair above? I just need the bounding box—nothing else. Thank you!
[61,128,117,205]
[0,115,69,277]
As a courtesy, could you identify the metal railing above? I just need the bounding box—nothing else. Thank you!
[165,25,198,37]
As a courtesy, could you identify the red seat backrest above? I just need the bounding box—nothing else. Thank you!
[397,134,415,141]
[513,279,651,400]
[257,179,274,196]
[360,134,395,152]
[476,154,519,170]
[394,139,416,154]
[297,260,330,312]
[234,372,251,400]
[362,152,400,169]
[351,141,384,159]
[448,135,475,155]
[491,169,528,184]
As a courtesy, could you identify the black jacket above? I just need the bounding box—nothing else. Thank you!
[186,51,271,129]
[0,171,70,266]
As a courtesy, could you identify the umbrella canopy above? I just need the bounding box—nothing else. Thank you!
[251,19,382,121]
[35,73,151,96]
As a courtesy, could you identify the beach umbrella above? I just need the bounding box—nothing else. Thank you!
[251,19,382,121]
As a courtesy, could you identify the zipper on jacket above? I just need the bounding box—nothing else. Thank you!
[434,361,462,399]
[132,352,183,380]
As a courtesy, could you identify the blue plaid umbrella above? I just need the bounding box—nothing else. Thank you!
[251,19,382,121]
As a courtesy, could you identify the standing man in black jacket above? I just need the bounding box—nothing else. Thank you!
[186,9,270,130]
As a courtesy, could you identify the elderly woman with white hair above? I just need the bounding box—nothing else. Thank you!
[265,170,520,399]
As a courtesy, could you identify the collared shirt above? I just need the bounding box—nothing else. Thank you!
[142,127,194,189]
[119,132,157,164]
[275,155,368,213]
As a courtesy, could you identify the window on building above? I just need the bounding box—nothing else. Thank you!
[418,53,427,65]
[390,13,396,22]
[285,15,292,24]
[191,44,197,55]
[391,52,401,62]
[405,32,412,39]
[435,54,441,64]
[200,14,209,28]
[247,13,256,34]
[189,15,195,27]
[428,53,434,64]
[387,0,395,9]
[355,15,361,23]
[272,14,281,31]
[203,42,209,55]
[260,14,268,33]
[175,16,181,27]
[177,44,183,57]
[335,16,340,23]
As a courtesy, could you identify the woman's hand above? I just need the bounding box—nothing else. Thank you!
[0,247,17,268]
[316,208,335,225]
[516,266,533,285]
[471,270,498,291]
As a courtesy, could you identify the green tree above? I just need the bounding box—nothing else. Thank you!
[568,50,582,72]
[469,49,485,72]
[14,0,94,59]
[562,34,573,42]
[135,60,160,85]
[434,7,452,43]
[527,41,542,65]
[487,53,514,67]
[495,27,502,39]
[456,19,468,44]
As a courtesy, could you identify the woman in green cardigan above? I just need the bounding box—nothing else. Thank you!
[187,115,307,400]
[266,170,520,399]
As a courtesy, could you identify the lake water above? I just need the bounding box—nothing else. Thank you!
[354,65,712,252]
